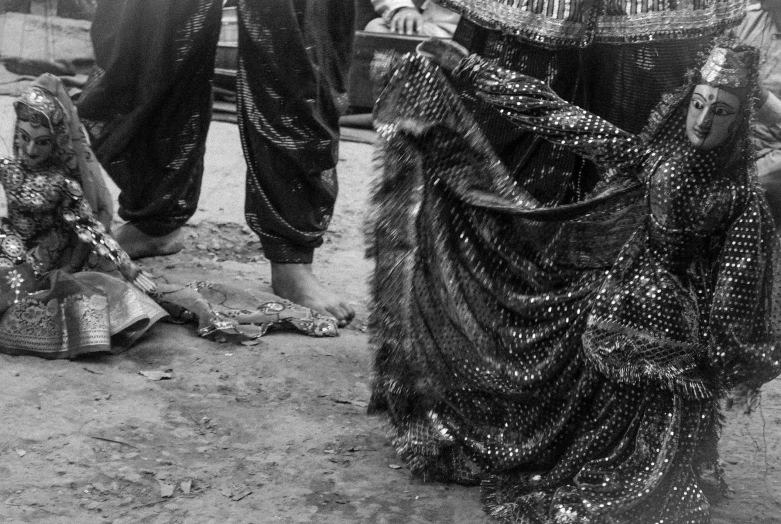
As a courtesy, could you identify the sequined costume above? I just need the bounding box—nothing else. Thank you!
[442,0,746,218]
[0,75,167,358]
[368,43,781,523]
[77,0,354,263]
[436,0,745,47]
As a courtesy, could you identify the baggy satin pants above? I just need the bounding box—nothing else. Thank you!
[77,0,354,263]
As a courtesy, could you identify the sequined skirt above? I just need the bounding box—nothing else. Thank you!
[0,267,167,359]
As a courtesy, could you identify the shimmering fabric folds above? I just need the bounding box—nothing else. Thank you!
[369,52,781,524]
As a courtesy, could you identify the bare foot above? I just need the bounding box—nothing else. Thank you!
[113,223,184,260]
[271,263,355,327]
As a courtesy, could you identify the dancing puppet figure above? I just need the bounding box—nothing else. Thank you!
[369,38,781,523]
[0,74,166,358]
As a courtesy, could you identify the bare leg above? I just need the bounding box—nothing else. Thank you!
[113,223,184,260]
[271,262,355,327]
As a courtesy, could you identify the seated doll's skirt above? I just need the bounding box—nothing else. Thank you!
[0,266,167,359]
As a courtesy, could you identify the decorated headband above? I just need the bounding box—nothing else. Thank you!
[699,46,752,89]
[14,86,67,129]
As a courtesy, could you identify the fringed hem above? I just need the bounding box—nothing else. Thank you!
[585,350,713,399]
[0,342,123,359]
[437,0,744,49]
[481,475,552,524]
[582,320,714,399]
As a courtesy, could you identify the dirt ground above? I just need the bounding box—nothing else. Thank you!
[1,117,780,524]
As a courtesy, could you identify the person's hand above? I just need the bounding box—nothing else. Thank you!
[416,38,468,73]
[390,7,424,35]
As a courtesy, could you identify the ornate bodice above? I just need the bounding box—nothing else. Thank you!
[1,160,85,246]
[0,158,128,273]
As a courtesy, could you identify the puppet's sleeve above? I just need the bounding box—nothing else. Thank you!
[454,54,644,170]
[59,177,131,271]
[709,189,781,389]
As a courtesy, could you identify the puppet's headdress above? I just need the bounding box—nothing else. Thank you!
[12,74,113,228]
[14,85,67,129]
[699,45,754,90]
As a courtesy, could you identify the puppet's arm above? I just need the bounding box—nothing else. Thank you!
[60,177,155,293]
[450,53,643,170]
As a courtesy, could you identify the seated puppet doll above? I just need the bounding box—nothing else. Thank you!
[0,74,338,360]
[0,74,167,358]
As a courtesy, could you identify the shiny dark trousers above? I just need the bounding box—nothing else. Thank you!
[77,0,354,263]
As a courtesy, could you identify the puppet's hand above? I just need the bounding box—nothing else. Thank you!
[119,258,157,294]
[416,38,468,73]
[132,271,157,294]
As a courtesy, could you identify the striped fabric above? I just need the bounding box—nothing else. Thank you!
[437,0,746,46]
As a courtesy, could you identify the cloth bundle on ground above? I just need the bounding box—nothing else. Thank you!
[368,39,781,524]
[152,280,338,339]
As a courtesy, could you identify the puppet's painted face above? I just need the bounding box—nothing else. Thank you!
[15,120,54,168]
[686,85,741,150]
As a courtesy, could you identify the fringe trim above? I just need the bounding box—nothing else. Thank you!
[437,0,743,49]
[582,324,713,399]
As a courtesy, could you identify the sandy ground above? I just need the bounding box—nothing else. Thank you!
[0,112,780,524]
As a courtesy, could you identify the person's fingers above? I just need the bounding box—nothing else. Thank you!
[392,12,408,33]
[391,10,423,35]
[391,16,401,33]
[408,13,422,35]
